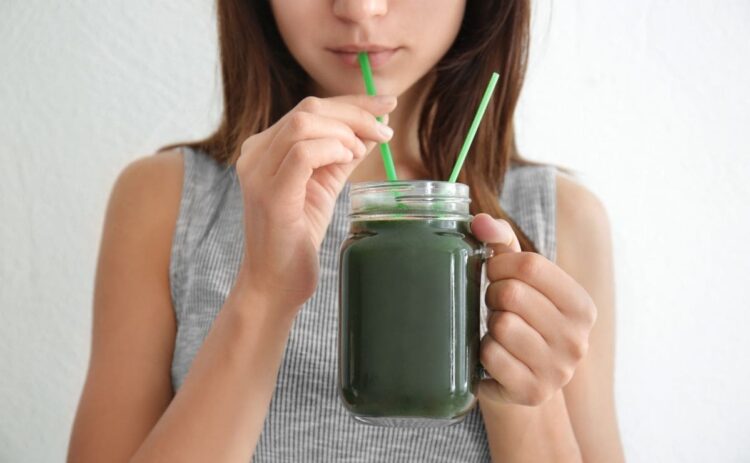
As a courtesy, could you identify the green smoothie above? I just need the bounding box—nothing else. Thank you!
[338,218,484,426]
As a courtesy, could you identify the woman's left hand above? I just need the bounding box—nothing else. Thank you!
[470,213,598,407]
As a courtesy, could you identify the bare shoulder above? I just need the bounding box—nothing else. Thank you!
[110,147,184,215]
[104,147,185,253]
[554,172,613,273]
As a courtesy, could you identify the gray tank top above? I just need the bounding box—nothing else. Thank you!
[169,146,557,462]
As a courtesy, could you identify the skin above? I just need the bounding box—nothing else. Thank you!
[68,1,625,462]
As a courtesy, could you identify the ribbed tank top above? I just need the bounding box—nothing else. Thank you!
[169,146,557,462]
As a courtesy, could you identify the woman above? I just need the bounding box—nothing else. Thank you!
[68,0,625,461]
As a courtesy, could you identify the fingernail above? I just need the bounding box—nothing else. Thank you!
[376,122,394,140]
[375,95,397,105]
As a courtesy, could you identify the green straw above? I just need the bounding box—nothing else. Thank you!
[448,72,500,183]
[357,52,398,181]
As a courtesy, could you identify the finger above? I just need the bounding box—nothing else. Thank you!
[487,252,593,321]
[486,309,552,379]
[263,112,368,176]
[293,95,396,144]
[470,213,521,254]
[486,278,564,346]
[257,94,395,142]
[479,333,543,406]
[273,138,354,197]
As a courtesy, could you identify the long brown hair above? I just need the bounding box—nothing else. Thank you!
[162,0,554,253]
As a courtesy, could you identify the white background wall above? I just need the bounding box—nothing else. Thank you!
[1,1,748,461]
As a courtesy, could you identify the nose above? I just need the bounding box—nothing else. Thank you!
[332,0,388,22]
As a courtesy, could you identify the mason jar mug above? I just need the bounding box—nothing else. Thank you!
[338,180,492,428]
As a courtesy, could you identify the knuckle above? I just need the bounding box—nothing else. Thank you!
[350,135,364,155]
[576,338,590,360]
[563,332,589,361]
[288,111,312,133]
[237,137,260,176]
[240,136,254,154]
[497,280,522,309]
[236,152,250,177]
[549,362,573,387]
[517,253,542,280]
[299,96,323,113]
[521,382,549,407]
[583,295,598,326]
[563,365,576,385]
[289,142,312,164]
[571,289,596,325]
[342,128,358,149]
[239,134,258,156]
[335,140,352,158]
[491,311,515,341]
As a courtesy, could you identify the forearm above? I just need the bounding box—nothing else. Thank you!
[130,273,297,463]
[480,389,583,463]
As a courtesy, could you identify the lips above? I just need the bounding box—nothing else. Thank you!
[328,45,401,69]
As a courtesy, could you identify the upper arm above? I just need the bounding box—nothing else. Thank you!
[555,173,626,463]
[68,149,184,462]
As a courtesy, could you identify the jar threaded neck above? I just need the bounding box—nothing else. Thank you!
[349,180,472,221]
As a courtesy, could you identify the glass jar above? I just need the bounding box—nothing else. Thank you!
[338,180,492,428]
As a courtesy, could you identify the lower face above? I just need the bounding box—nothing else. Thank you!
[269,0,467,98]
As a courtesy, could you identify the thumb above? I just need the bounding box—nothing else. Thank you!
[470,213,522,254]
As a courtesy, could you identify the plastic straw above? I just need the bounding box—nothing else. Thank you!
[357,52,398,181]
[448,72,500,183]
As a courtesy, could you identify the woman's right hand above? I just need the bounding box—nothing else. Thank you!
[234,94,397,313]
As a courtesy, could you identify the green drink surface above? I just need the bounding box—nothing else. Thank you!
[338,219,483,420]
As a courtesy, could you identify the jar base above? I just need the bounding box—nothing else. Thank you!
[349,413,467,428]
